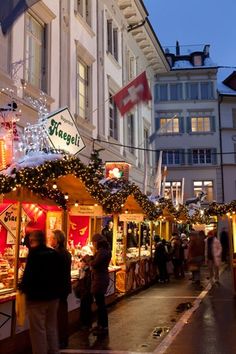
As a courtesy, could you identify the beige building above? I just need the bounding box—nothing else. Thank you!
[0,0,169,191]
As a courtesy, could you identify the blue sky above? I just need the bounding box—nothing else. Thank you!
[144,0,236,67]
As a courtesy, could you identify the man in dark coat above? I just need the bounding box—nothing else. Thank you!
[19,230,62,354]
[90,233,111,336]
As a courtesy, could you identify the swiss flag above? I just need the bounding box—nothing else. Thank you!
[113,71,152,116]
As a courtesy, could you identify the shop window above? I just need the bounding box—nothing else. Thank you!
[109,93,118,140]
[76,59,90,119]
[193,180,213,202]
[25,13,47,91]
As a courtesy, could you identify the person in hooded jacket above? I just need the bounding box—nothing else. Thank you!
[90,233,111,336]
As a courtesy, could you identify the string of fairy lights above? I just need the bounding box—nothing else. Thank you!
[0,150,236,225]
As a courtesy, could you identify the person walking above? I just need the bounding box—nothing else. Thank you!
[90,233,111,336]
[205,230,222,285]
[50,229,72,349]
[187,230,205,289]
[220,227,229,263]
[19,230,62,354]
[154,239,169,283]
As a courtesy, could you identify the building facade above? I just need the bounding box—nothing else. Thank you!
[153,43,222,203]
[0,0,169,192]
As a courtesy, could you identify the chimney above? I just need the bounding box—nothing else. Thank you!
[176,41,180,56]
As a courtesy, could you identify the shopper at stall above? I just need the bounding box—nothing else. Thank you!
[205,230,222,285]
[102,220,114,250]
[91,233,111,336]
[50,229,72,349]
[220,227,229,262]
[19,230,62,354]
[187,230,205,289]
[154,239,169,283]
[75,254,93,330]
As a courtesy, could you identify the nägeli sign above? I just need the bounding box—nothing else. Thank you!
[45,107,85,155]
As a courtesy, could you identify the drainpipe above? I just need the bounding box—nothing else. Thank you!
[218,93,225,203]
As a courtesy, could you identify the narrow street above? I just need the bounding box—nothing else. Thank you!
[61,266,235,354]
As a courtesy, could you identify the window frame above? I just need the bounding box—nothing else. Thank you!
[127,114,135,154]
[76,58,90,120]
[107,19,119,61]
[193,180,214,202]
[109,92,118,140]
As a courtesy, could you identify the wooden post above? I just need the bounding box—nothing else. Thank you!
[123,221,127,265]
[14,201,22,288]
[112,213,118,265]
[228,214,236,294]
[138,222,141,259]
[150,221,153,258]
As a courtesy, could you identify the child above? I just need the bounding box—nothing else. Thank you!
[75,255,93,330]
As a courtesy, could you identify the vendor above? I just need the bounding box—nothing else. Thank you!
[102,220,113,250]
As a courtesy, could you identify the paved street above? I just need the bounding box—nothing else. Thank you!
[60,266,235,354]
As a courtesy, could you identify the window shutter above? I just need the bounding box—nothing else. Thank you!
[179,117,184,133]
[187,149,193,165]
[210,116,216,132]
[186,116,191,133]
[180,149,185,165]
[232,109,236,128]
[212,148,217,165]
[155,117,160,131]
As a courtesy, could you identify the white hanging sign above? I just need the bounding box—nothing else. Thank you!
[119,214,144,222]
[45,107,85,155]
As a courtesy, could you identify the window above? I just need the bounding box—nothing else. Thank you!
[25,13,47,90]
[0,31,10,73]
[170,83,183,100]
[76,0,91,26]
[200,82,214,99]
[107,20,118,61]
[187,114,215,133]
[164,181,182,200]
[186,83,199,100]
[156,149,185,166]
[159,84,168,101]
[109,93,118,139]
[190,149,214,164]
[76,59,89,119]
[128,53,135,81]
[234,144,236,163]
[127,114,135,154]
[193,180,213,202]
[191,116,211,132]
[155,112,183,134]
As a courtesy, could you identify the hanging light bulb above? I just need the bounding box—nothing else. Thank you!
[74,200,79,207]
[64,193,69,200]
[52,182,57,189]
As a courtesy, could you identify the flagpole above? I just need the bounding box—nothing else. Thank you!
[181,177,185,204]
[162,165,167,197]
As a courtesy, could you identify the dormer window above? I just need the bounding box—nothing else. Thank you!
[192,53,203,66]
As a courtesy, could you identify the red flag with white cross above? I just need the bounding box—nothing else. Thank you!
[113,71,152,116]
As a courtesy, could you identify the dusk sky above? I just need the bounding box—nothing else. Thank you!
[144,0,236,68]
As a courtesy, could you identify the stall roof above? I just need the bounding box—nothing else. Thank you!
[3,187,58,206]
[55,174,100,205]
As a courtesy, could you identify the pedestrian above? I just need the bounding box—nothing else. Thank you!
[75,255,93,330]
[19,230,62,354]
[102,220,113,250]
[170,234,181,279]
[205,230,222,285]
[50,229,72,349]
[180,233,189,273]
[220,227,229,262]
[90,233,111,336]
[187,231,205,289]
[154,239,169,283]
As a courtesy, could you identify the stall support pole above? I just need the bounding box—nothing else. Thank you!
[123,221,127,265]
[112,213,118,265]
[138,222,141,259]
[64,209,69,245]
[14,201,22,288]
[93,216,97,235]
[150,221,153,259]
[228,215,236,294]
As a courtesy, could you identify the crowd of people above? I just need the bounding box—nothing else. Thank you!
[17,224,229,354]
[154,228,228,289]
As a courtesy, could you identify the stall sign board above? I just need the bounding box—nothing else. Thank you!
[45,107,85,155]
[72,205,103,216]
[105,162,130,180]
[0,204,30,244]
[119,214,144,222]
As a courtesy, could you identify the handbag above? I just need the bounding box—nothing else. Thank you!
[15,290,26,327]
